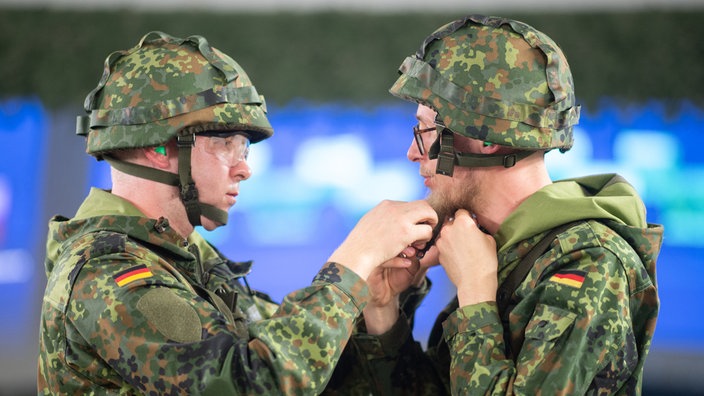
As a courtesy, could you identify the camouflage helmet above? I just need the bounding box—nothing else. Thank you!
[76,31,273,155]
[390,15,580,174]
[76,31,274,228]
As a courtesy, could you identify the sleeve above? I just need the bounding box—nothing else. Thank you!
[442,245,637,395]
[68,257,369,396]
[322,279,451,395]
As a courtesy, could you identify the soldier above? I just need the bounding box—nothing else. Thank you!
[325,15,664,395]
[38,31,437,394]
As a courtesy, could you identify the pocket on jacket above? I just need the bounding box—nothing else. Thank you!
[524,303,577,342]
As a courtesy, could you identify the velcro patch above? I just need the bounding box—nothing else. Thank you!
[549,270,586,289]
[114,264,153,287]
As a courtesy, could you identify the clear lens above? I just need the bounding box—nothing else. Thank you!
[201,134,250,166]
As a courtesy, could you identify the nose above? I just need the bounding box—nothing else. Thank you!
[407,137,422,163]
[231,159,252,181]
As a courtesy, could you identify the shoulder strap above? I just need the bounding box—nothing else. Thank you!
[496,220,584,358]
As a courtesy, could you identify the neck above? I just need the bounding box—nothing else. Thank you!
[111,170,194,238]
[474,152,551,235]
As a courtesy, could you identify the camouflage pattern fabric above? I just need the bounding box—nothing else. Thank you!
[38,188,369,395]
[73,32,275,228]
[323,174,663,395]
[389,15,580,152]
[76,31,273,157]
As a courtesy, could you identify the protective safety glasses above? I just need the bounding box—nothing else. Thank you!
[413,124,437,156]
[199,132,250,166]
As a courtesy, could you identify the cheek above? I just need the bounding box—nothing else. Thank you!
[191,155,228,190]
[444,171,474,200]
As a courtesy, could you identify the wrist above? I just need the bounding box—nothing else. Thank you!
[362,299,400,335]
[327,250,375,280]
[457,289,496,307]
[456,278,497,307]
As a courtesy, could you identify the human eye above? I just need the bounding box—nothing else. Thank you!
[222,136,236,148]
[242,146,250,161]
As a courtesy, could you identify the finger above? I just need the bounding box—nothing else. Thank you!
[411,240,426,250]
[398,245,417,258]
[418,245,440,269]
[410,200,439,228]
[405,257,421,276]
[381,256,413,268]
[446,209,478,230]
[409,222,435,246]
[454,208,474,221]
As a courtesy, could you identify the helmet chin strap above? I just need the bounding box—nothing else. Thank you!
[428,128,534,176]
[103,133,229,229]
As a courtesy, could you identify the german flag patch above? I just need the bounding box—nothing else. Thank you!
[114,264,153,287]
[549,270,586,289]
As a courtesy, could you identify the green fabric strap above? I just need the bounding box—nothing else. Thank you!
[454,150,535,168]
[103,139,229,227]
[497,220,585,359]
[435,129,456,176]
[175,134,230,226]
[75,115,90,137]
[192,283,235,324]
[177,133,202,227]
[430,128,535,175]
[103,156,179,186]
[88,85,262,128]
[199,203,228,225]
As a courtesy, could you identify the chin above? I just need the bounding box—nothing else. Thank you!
[199,219,224,231]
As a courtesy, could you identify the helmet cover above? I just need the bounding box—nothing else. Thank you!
[390,15,579,151]
[77,31,273,156]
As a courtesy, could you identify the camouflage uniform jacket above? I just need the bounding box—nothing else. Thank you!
[38,188,369,395]
[325,173,663,395]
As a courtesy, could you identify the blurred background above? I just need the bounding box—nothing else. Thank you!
[1,0,703,394]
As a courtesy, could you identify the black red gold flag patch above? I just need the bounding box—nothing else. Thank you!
[114,264,153,287]
[549,270,586,289]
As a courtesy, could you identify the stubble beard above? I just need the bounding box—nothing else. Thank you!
[425,171,480,223]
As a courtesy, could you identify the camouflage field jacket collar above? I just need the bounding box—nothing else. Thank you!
[495,173,654,252]
[494,173,663,287]
[45,188,206,284]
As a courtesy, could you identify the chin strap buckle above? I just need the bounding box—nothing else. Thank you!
[435,128,455,176]
[502,154,517,168]
[177,133,196,148]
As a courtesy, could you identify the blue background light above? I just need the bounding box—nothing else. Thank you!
[0,98,701,390]
[71,101,704,350]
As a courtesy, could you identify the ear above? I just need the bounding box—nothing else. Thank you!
[480,141,501,154]
[143,146,171,169]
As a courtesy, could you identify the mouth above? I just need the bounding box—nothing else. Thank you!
[421,172,433,187]
[225,192,238,205]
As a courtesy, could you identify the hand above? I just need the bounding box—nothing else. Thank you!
[367,249,422,308]
[364,227,441,311]
[436,209,498,306]
[360,257,413,334]
[363,245,437,334]
[327,200,437,281]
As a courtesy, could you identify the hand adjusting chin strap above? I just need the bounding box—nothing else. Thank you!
[429,128,534,176]
[103,132,229,227]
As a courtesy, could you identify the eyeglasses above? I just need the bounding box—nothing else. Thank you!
[413,124,437,156]
[200,132,250,166]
